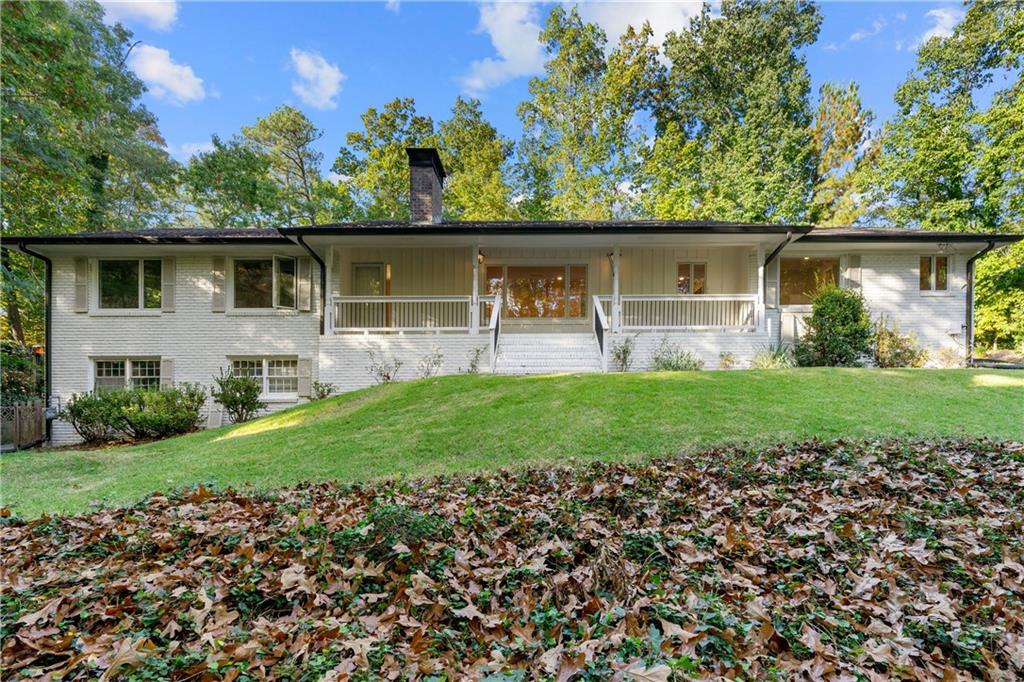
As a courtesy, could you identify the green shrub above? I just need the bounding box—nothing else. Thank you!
[118,384,206,439]
[311,381,334,400]
[750,342,795,369]
[794,286,872,367]
[718,352,737,369]
[59,392,121,444]
[873,316,927,368]
[0,341,43,402]
[59,384,205,443]
[651,337,704,371]
[211,370,266,423]
[611,334,637,371]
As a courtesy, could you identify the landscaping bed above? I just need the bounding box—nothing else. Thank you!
[3,439,1023,680]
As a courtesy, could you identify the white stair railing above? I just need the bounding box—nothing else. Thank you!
[488,296,503,372]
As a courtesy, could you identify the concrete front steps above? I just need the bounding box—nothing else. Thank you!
[493,333,603,375]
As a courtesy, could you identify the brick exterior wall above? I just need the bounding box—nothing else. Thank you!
[409,165,442,224]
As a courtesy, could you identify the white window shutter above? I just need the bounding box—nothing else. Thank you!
[160,358,174,387]
[297,257,312,312]
[211,256,226,312]
[297,358,312,397]
[161,256,176,312]
[74,257,89,312]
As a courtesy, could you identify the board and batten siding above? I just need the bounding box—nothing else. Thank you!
[49,254,321,444]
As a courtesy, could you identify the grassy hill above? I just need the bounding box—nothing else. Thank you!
[2,368,1022,517]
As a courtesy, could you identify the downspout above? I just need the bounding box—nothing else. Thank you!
[287,233,327,335]
[762,230,797,302]
[965,240,996,367]
[17,244,53,440]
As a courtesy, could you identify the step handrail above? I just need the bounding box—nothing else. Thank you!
[488,295,502,372]
[592,295,609,372]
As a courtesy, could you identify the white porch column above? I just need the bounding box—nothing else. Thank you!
[756,243,766,333]
[324,245,334,333]
[612,245,621,333]
[470,243,480,334]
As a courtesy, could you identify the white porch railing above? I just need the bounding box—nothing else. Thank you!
[597,294,758,332]
[333,296,481,333]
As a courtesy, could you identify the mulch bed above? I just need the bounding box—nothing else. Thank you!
[3,439,1023,680]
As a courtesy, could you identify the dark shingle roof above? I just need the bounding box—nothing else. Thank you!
[800,226,1022,242]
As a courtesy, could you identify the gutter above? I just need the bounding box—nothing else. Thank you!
[285,233,327,335]
[964,240,996,366]
[16,244,53,441]
[761,230,799,301]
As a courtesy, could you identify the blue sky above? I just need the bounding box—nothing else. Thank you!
[101,1,968,171]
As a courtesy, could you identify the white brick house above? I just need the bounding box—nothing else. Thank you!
[7,148,1020,444]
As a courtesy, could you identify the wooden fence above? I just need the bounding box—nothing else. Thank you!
[1,400,46,452]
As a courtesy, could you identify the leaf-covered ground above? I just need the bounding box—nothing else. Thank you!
[3,439,1024,681]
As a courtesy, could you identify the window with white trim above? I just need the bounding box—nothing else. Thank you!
[98,259,161,309]
[920,255,949,291]
[231,358,298,396]
[232,257,296,309]
[94,359,161,392]
[677,262,707,294]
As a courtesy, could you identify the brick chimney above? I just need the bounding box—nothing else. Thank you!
[407,147,446,224]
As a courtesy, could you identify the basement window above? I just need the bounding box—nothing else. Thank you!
[94,359,161,392]
[231,358,298,396]
[98,259,161,309]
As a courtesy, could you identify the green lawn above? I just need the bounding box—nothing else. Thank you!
[2,369,1022,518]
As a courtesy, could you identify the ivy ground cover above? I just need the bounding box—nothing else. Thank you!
[3,439,1023,680]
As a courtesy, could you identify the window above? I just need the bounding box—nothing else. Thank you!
[677,263,706,294]
[94,359,161,392]
[490,264,588,319]
[231,358,298,396]
[780,257,840,305]
[98,259,161,309]
[233,257,297,309]
[920,256,949,291]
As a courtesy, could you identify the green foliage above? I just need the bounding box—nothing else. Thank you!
[117,384,207,440]
[311,381,335,401]
[182,135,282,227]
[517,7,660,219]
[860,2,1022,231]
[750,342,796,369]
[333,501,452,562]
[651,338,704,371]
[795,287,872,367]
[333,97,434,220]
[809,82,874,225]
[242,105,328,226]
[59,392,120,444]
[0,342,43,401]
[211,370,266,423]
[611,334,638,372]
[975,242,1024,350]
[873,316,927,368]
[59,385,205,443]
[650,0,822,222]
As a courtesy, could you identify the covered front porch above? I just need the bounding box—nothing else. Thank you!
[321,237,782,340]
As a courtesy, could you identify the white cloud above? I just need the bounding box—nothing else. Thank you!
[100,1,178,31]
[920,7,964,44]
[849,17,886,43]
[384,0,400,12]
[460,2,546,94]
[289,48,345,110]
[129,45,205,104]
[177,141,215,159]
[575,1,701,52]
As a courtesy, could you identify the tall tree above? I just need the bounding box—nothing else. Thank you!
[332,98,435,220]
[648,0,821,222]
[242,105,325,226]
[516,8,661,220]
[437,97,517,220]
[0,0,177,343]
[182,136,282,227]
[861,1,1022,231]
[809,82,874,226]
